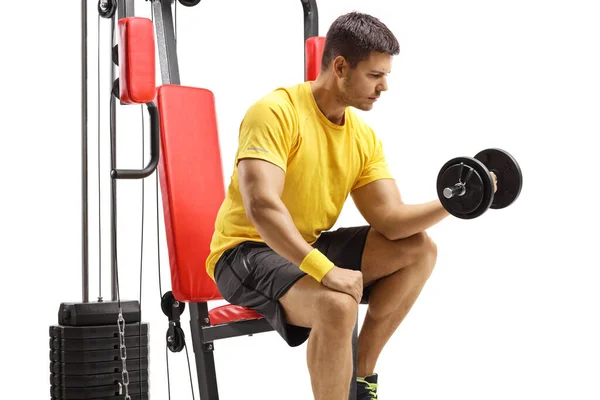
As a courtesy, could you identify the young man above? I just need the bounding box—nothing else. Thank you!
[206,11,480,400]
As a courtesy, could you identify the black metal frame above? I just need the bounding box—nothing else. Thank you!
[152,0,181,84]
[188,303,275,399]
[151,0,321,85]
[80,0,357,398]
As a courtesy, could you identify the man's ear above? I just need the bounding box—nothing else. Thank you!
[333,56,348,78]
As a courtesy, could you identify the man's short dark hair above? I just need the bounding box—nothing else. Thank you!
[321,11,400,70]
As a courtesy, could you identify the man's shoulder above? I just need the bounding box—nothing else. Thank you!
[246,82,306,118]
[258,82,306,104]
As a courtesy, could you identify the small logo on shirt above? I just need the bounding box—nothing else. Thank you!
[247,147,269,153]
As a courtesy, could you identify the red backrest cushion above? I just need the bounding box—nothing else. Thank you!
[305,36,326,81]
[156,84,225,302]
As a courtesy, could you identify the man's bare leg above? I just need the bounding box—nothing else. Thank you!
[357,230,438,377]
[279,277,358,400]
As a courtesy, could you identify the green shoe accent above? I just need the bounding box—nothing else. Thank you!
[357,373,379,399]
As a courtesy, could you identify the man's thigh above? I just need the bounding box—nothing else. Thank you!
[312,225,372,274]
[214,241,312,346]
[214,227,425,332]
[301,225,434,298]
[279,225,373,326]
[360,228,435,285]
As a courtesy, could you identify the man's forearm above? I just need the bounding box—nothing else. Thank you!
[384,200,450,240]
[246,198,315,267]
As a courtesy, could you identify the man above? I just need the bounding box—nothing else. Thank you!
[206,11,494,400]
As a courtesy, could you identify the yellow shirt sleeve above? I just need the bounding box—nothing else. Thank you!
[352,130,394,191]
[236,95,297,172]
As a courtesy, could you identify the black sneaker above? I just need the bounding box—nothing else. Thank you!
[356,374,379,400]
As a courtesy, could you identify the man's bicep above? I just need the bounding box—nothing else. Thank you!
[237,158,286,206]
[351,178,401,234]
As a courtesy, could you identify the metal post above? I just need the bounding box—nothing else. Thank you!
[110,14,118,301]
[153,0,181,85]
[118,0,135,19]
[190,303,220,400]
[110,0,135,301]
[81,0,89,303]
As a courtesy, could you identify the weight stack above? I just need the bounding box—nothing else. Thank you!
[49,301,150,400]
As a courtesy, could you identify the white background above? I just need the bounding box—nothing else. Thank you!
[1,0,599,399]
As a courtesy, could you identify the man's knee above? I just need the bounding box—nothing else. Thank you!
[404,232,438,278]
[279,276,358,330]
[416,232,438,277]
[314,290,358,332]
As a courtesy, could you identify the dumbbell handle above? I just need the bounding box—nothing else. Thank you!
[443,183,466,198]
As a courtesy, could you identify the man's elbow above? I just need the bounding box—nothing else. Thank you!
[369,219,395,241]
[377,225,403,241]
[374,209,410,241]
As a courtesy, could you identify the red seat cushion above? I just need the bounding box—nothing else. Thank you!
[209,304,264,326]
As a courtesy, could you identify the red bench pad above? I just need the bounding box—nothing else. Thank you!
[209,304,265,326]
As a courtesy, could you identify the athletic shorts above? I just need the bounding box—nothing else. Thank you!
[213,225,372,347]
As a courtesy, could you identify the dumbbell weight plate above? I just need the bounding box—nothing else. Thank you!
[437,157,495,219]
[474,148,523,209]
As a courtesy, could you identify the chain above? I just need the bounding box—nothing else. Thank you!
[118,311,131,400]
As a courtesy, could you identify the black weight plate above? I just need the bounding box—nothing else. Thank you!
[50,323,148,339]
[58,300,141,327]
[50,358,149,375]
[50,346,148,363]
[475,148,523,209]
[51,369,148,388]
[437,157,494,219]
[437,160,484,214]
[51,380,148,399]
[50,334,148,351]
[51,394,148,400]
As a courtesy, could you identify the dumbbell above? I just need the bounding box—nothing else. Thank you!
[436,148,523,219]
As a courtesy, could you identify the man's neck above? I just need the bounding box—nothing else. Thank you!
[309,78,346,125]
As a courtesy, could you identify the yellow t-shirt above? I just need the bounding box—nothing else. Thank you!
[205,81,394,280]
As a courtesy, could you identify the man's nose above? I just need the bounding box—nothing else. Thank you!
[378,78,388,92]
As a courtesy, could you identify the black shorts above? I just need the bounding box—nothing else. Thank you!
[213,225,372,347]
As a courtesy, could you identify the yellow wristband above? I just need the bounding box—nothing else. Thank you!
[299,249,334,282]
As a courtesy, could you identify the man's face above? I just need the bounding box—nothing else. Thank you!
[337,51,392,111]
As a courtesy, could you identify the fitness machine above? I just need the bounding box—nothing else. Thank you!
[49,1,523,400]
